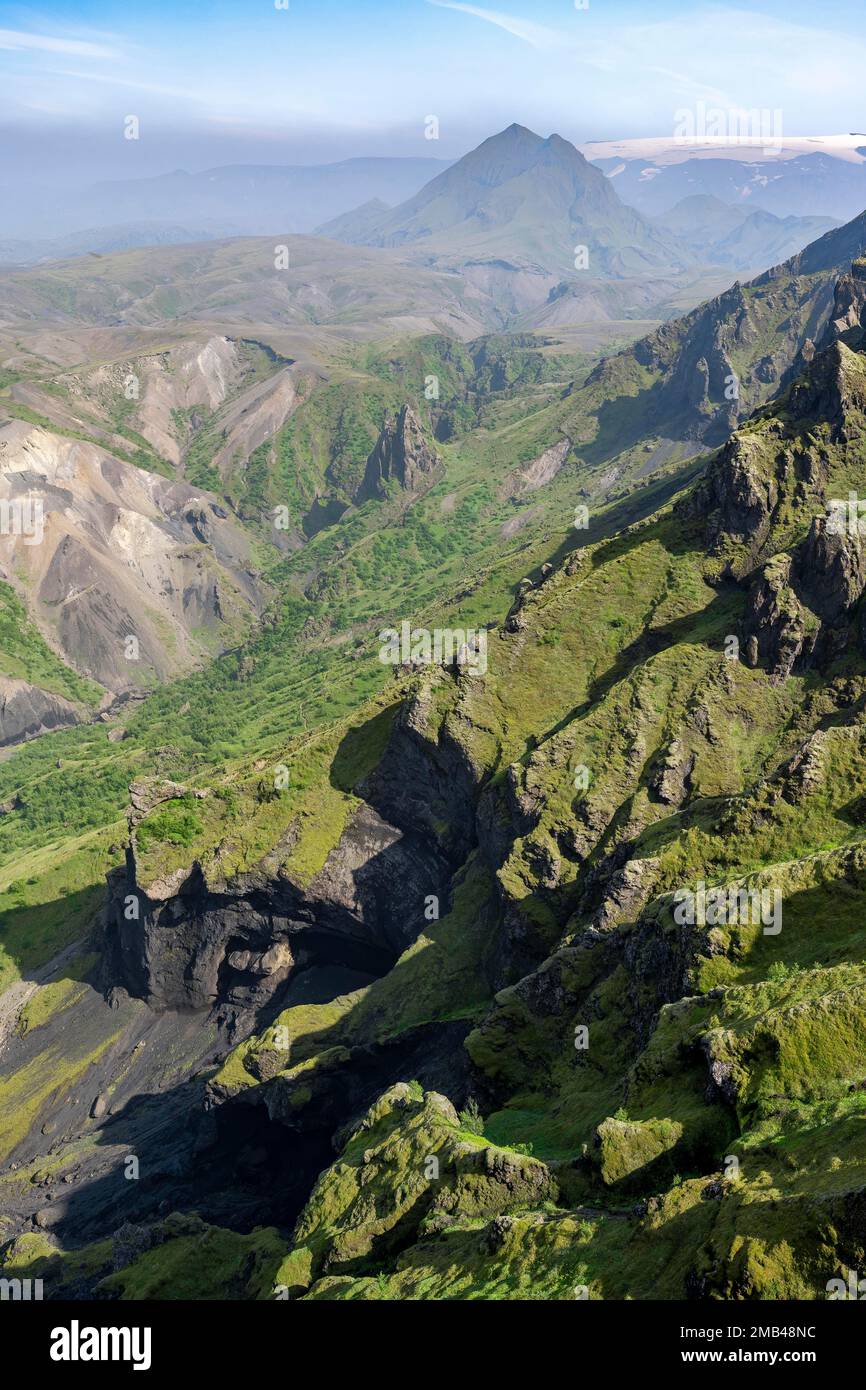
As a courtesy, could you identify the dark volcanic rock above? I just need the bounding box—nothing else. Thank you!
[0,676,81,746]
[820,257,866,352]
[741,516,866,677]
[104,682,473,1013]
[358,404,441,501]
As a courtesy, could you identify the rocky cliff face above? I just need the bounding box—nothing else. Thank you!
[104,676,476,1016]
[653,282,745,443]
[358,405,441,502]
[690,337,866,569]
[582,228,856,454]
[105,795,453,1015]
[820,256,866,351]
[0,675,81,746]
[683,319,866,677]
[741,518,866,677]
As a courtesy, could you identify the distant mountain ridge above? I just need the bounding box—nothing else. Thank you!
[0,222,220,266]
[1,156,453,242]
[590,149,866,222]
[654,195,837,274]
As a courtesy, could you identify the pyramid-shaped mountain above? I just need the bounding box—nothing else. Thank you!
[319,124,691,278]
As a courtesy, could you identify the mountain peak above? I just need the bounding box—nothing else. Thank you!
[543,132,579,153]
[463,123,546,177]
[497,122,541,140]
[317,120,683,281]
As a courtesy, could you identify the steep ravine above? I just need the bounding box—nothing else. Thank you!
[0,670,494,1259]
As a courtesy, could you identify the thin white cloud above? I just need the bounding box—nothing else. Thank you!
[51,68,204,102]
[0,28,119,59]
[425,0,866,116]
[643,65,733,109]
[425,1,561,52]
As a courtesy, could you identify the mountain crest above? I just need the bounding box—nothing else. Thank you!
[693,337,866,576]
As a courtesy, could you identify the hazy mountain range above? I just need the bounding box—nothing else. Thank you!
[4,126,864,278]
[0,156,451,254]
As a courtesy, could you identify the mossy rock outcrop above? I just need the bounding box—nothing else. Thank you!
[285,1083,556,1292]
[592,1115,683,1189]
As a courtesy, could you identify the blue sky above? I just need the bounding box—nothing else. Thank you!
[1,0,865,182]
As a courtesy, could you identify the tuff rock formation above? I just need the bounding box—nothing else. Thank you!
[358,405,441,501]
